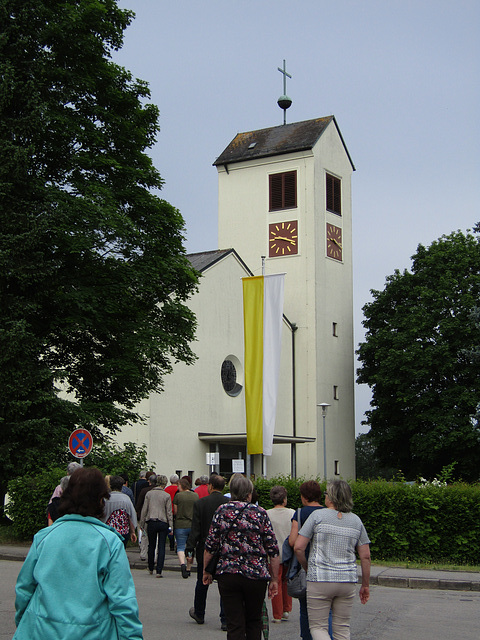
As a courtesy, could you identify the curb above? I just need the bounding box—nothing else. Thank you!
[3,549,479,592]
[366,573,480,593]
[0,551,28,562]
[129,561,183,573]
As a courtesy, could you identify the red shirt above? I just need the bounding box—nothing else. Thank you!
[165,484,178,504]
[195,484,209,499]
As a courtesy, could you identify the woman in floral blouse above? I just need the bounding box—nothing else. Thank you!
[203,473,279,640]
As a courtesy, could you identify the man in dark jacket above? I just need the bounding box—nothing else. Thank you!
[186,474,228,629]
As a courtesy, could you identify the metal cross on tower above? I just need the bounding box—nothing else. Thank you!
[277,60,293,124]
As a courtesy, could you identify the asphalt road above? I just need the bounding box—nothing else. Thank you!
[1,560,479,639]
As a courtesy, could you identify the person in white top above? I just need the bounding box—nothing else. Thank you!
[294,479,371,640]
[266,485,295,623]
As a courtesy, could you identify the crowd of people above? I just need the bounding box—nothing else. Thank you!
[13,467,370,640]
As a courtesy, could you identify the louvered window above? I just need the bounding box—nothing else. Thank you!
[326,173,341,215]
[269,171,297,211]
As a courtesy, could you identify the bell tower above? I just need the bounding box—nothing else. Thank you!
[214,101,356,479]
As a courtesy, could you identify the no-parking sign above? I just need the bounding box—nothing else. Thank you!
[68,428,93,459]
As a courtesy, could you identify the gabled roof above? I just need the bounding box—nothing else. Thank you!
[213,116,355,170]
[187,249,295,330]
[187,249,253,275]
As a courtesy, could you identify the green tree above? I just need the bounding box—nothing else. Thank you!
[0,0,198,510]
[357,229,480,481]
[355,433,396,480]
[5,440,152,538]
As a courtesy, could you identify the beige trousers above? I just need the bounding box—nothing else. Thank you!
[139,527,149,560]
[307,581,356,640]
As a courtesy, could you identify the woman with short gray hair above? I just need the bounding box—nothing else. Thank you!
[294,480,371,640]
[229,473,253,501]
[156,475,168,489]
[203,474,279,639]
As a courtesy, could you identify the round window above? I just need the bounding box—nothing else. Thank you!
[221,356,243,397]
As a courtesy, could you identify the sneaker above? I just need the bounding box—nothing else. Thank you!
[282,612,290,620]
[272,619,282,623]
[181,564,189,579]
[148,570,153,575]
[189,607,204,624]
[156,573,163,578]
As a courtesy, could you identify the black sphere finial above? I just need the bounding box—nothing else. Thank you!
[277,60,292,124]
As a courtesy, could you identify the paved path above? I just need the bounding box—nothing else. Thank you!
[2,557,480,640]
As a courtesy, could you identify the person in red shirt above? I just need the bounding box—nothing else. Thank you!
[165,474,179,551]
[194,476,209,499]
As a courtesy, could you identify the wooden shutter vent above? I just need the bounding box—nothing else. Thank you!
[326,173,341,215]
[269,171,297,211]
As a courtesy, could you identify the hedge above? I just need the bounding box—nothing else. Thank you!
[6,470,480,564]
[254,476,480,565]
[5,441,151,540]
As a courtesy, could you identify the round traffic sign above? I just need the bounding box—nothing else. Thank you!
[68,429,93,459]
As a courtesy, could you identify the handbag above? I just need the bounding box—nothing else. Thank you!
[287,565,307,598]
[286,508,307,598]
[205,503,248,578]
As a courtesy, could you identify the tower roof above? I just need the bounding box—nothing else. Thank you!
[213,116,355,170]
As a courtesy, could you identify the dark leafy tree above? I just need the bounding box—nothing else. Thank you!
[0,0,198,511]
[357,229,480,481]
[355,433,396,480]
[462,305,480,431]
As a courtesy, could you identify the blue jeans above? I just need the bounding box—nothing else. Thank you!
[147,520,168,574]
[174,527,190,552]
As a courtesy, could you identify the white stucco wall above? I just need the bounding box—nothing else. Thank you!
[116,250,295,480]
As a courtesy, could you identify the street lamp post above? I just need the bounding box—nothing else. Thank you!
[317,403,331,480]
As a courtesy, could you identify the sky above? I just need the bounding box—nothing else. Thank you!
[113,0,480,434]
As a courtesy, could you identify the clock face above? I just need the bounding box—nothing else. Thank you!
[269,220,298,257]
[326,223,343,261]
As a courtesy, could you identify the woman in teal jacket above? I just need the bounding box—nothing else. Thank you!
[13,467,143,640]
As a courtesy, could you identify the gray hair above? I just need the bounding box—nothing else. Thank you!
[156,474,168,488]
[326,479,353,513]
[169,474,179,484]
[229,473,253,501]
[148,474,157,486]
[270,485,287,505]
[197,475,209,485]
[67,462,82,475]
[59,476,70,492]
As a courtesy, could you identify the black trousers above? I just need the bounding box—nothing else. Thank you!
[194,553,226,623]
[146,520,168,574]
[217,573,268,640]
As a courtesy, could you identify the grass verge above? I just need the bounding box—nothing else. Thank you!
[370,558,480,573]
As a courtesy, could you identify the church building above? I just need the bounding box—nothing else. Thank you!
[118,115,356,482]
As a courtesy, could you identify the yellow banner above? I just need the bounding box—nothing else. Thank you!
[243,276,264,454]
